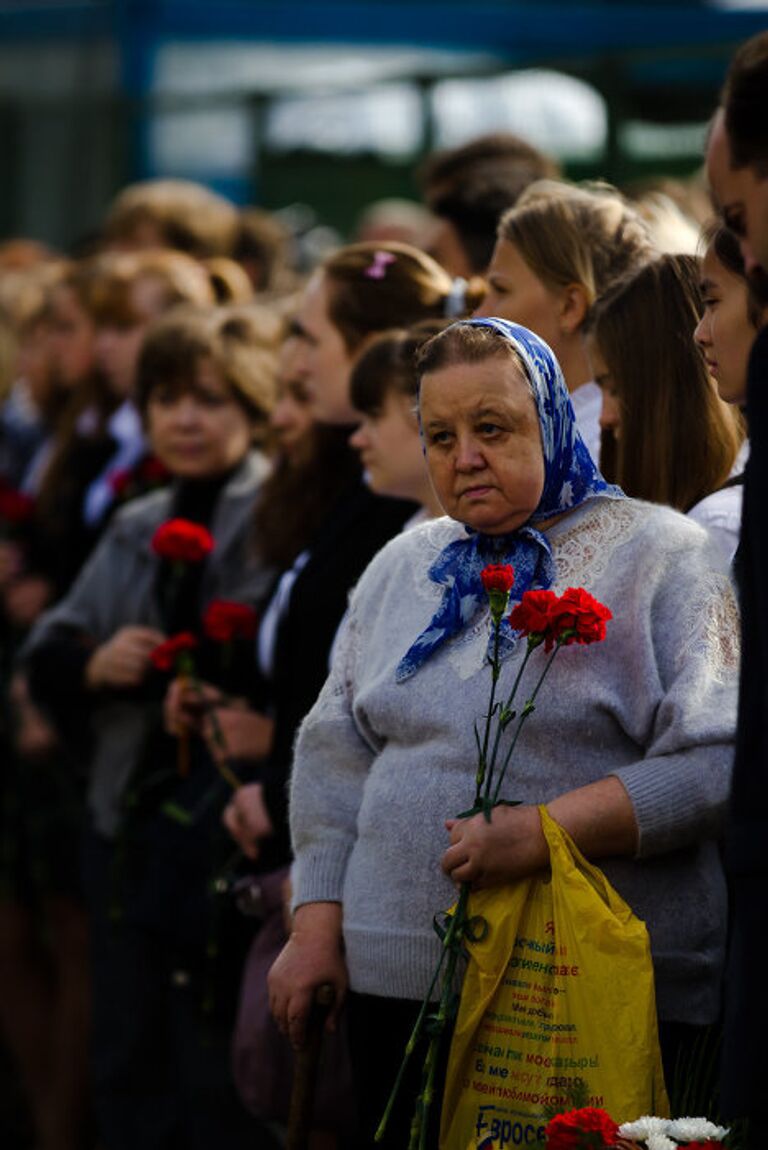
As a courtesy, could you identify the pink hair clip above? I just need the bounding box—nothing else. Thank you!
[364,251,396,280]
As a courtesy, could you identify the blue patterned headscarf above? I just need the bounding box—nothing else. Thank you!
[395,317,624,681]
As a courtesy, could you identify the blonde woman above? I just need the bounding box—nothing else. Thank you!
[475,180,656,460]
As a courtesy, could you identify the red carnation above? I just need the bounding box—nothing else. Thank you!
[550,587,612,647]
[481,562,515,622]
[151,519,214,564]
[480,563,515,594]
[0,485,35,524]
[508,588,559,646]
[150,632,199,672]
[545,1107,619,1150]
[203,599,259,644]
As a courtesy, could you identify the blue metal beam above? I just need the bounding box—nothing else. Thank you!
[0,2,111,39]
[0,2,766,61]
[110,1,768,58]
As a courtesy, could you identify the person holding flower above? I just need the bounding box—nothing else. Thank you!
[269,318,739,1148]
[22,306,281,1150]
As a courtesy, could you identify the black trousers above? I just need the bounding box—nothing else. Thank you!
[82,829,281,1150]
[347,991,453,1150]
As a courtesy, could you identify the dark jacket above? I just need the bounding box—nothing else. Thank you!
[255,481,415,866]
[722,324,768,1121]
[22,451,273,838]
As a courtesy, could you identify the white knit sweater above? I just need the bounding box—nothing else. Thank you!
[290,496,739,1024]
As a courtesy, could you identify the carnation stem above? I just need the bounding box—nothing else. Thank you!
[482,639,535,812]
[475,618,503,802]
[376,883,469,1145]
[184,668,242,792]
[491,640,563,806]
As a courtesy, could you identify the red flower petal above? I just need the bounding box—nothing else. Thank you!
[151,519,215,563]
[480,563,515,594]
[202,599,259,643]
[150,632,199,672]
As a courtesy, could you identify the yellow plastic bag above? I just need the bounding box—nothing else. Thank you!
[440,806,669,1149]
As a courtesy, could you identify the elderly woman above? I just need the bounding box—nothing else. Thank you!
[269,318,738,1148]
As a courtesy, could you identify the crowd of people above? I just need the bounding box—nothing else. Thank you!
[0,27,767,1150]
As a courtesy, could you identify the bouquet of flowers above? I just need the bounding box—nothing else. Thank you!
[149,596,260,819]
[378,565,612,1149]
[149,517,215,777]
[545,1107,729,1150]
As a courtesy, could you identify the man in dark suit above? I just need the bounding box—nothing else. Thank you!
[706,32,768,1141]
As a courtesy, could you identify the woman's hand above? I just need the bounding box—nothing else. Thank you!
[203,704,274,766]
[268,902,347,1050]
[85,625,166,690]
[442,778,639,889]
[222,782,274,860]
[9,673,58,759]
[442,804,549,889]
[163,677,223,737]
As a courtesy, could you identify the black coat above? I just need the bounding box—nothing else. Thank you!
[255,481,415,867]
[721,325,768,1127]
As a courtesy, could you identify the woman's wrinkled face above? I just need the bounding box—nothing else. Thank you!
[349,390,427,502]
[694,245,757,406]
[419,355,545,534]
[147,357,254,478]
[292,272,356,425]
[586,336,623,440]
[473,239,565,355]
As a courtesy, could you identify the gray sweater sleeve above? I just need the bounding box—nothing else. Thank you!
[22,518,147,660]
[609,545,739,858]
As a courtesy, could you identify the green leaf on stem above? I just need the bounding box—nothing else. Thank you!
[465,915,489,943]
[161,800,194,826]
[499,707,517,729]
[425,1011,446,1038]
[454,801,484,819]
[432,913,449,942]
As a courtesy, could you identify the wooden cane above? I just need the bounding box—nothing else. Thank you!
[285,983,336,1150]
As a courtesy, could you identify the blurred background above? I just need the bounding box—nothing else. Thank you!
[2,0,767,252]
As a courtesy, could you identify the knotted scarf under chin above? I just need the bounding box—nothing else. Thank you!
[395,523,555,682]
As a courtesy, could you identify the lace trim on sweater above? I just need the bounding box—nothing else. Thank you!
[441,501,642,679]
[677,571,740,684]
[550,499,642,590]
[307,501,738,695]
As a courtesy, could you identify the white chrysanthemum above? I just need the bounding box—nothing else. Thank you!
[666,1117,729,1142]
[646,1134,677,1150]
[618,1116,670,1141]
